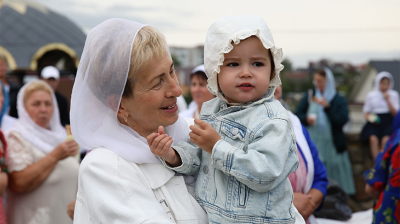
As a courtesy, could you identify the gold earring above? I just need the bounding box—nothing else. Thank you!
[124,116,128,123]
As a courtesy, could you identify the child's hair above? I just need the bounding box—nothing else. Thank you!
[268,49,276,80]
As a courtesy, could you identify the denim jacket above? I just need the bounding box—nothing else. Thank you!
[163,96,300,223]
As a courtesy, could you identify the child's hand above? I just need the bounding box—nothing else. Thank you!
[189,118,221,154]
[147,126,182,167]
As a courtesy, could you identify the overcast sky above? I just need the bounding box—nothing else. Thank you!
[34,0,400,68]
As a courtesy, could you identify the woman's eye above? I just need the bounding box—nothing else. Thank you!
[153,81,162,88]
[170,69,176,76]
[227,62,239,67]
[253,62,264,67]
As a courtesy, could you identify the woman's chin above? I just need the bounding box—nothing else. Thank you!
[160,112,179,127]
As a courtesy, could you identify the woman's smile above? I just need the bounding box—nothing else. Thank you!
[160,102,178,113]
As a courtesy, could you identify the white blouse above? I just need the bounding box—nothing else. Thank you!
[363,90,400,114]
[6,132,79,224]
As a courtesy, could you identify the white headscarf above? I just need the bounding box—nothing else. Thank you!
[315,68,337,103]
[70,18,189,164]
[204,15,284,105]
[374,71,394,91]
[314,67,337,129]
[7,80,66,154]
[363,71,399,114]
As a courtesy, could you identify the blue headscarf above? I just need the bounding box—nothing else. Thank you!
[314,67,337,129]
[0,81,10,125]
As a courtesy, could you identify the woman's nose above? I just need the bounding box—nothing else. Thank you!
[166,77,182,98]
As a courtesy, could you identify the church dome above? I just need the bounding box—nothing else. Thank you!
[0,0,86,72]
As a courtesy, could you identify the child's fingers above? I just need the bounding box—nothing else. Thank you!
[189,131,201,142]
[190,124,203,135]
[158,126,165,135]
[147,133,159,146]
[157,136,172,153]
[152,134,169,152]
[162,138,174,153]
[194,118,208,129]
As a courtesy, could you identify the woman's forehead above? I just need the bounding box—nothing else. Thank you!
[139,55,173,82]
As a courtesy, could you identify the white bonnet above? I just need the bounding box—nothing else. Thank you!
[204,15,284,104]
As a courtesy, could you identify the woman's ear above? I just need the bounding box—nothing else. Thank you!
[106,95,127,118]
[117,98,130,119]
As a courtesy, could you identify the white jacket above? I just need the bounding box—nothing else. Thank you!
[74,147,208,224]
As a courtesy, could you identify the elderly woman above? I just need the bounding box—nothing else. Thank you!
[71,19,207,223]
[5,80,79,224]
[275,85,328,223]
[180,65,215,119]
[296,68,355,195]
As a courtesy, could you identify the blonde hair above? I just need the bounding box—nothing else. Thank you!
[0,53,7,64]
[123,26,169,98]
[24,80,53,104]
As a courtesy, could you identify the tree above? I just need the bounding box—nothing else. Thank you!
[171,54,181,67]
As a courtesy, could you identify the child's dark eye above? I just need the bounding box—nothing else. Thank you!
[253,62,264,67]
[227,62,239,67]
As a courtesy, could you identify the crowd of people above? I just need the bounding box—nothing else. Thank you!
[0,15,398,224]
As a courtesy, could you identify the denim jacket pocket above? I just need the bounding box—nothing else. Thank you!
[221,122,246,142]
[237,181,250,208]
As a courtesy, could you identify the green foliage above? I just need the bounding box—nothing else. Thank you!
[171,54,181,67]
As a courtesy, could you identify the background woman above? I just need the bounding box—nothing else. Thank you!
[0,81,9,224]
[361,71,399,159]
[296,68,355,195]
[364,125,400,224]
[71,19,207,223]
[275,85,328,223]
[0,53,20,118]
[180,64,214,119]
[5,80,79,224]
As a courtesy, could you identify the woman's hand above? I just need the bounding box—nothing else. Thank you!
[67,199,76,220]
[383,92,389,101]
[147,126,182,167]
[306,116,316,126]
[50,139,79,161]
[365,184,381,199]
[293,192,315,220]
[189,118,221,154]
[313,97,328,108]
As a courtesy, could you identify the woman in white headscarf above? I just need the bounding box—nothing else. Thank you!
[296,68,355,195]
[5,80,79,224]
[71,18,207,223]
[179,64,215,119]
[361,71,399,159]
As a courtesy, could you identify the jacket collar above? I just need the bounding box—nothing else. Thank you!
[138,163,175,189]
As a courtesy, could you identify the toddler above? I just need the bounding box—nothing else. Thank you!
[148,15,303,223]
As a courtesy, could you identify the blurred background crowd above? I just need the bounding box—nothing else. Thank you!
[0,0,399,223]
